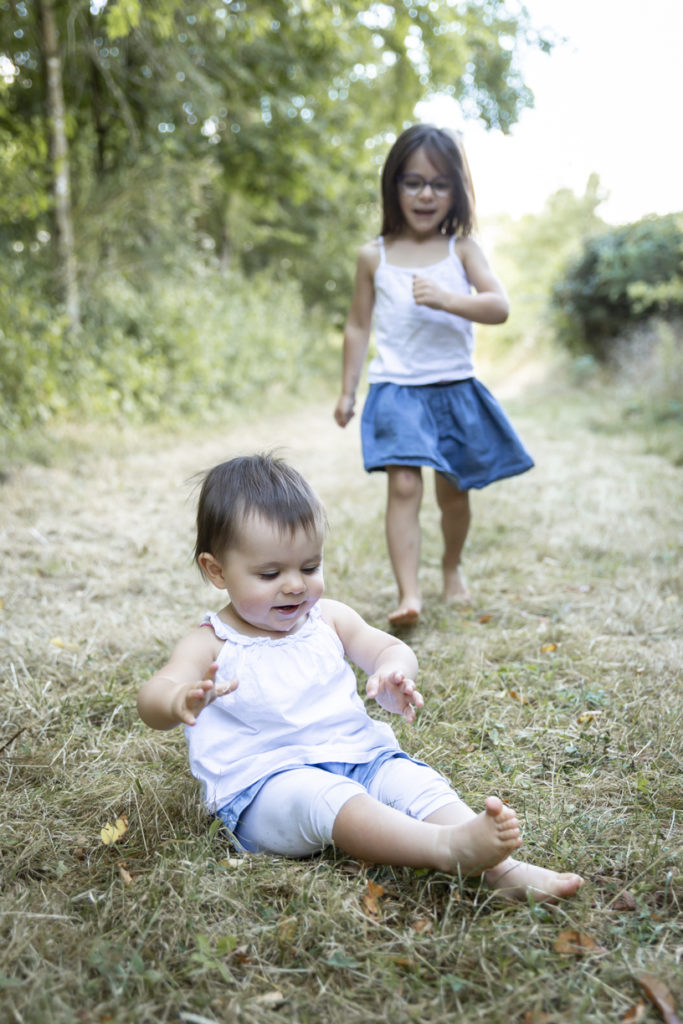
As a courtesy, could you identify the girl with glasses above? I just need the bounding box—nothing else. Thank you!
[334,124,534,626]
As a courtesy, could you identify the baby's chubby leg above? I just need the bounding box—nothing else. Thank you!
[332,793,521,876]
[426,801,583,901]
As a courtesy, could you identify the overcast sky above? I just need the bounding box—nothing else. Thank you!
[418,0,682,224]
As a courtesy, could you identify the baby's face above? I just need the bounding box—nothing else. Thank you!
[219,515,324,636]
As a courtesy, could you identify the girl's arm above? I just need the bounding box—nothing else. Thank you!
[321,598,423,722]
[412,236,509,324]
[334,242,379,427]
[137,626,237,730]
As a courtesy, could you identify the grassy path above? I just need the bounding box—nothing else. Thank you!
[1,385,681,1023]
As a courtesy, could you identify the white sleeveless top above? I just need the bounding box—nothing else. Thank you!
[185,603,401,812]
[367,235,475,385]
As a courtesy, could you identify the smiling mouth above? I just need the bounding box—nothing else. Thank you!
[276,604,301,614]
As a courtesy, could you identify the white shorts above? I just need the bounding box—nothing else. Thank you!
[231,756,459,858]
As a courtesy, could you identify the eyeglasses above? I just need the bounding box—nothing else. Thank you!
[398,174,452,197]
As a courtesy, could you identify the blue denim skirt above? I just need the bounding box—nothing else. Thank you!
[360,379,534,490]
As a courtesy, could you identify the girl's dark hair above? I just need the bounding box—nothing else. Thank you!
[380,123,476,238]
[194,453,327,571]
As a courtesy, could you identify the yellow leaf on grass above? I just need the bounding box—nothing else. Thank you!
[50,636,79,651]
[100,814,129,845]
[540,642,558,653]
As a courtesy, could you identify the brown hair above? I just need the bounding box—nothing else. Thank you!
[194,453,327,572]
[380,123,476,238]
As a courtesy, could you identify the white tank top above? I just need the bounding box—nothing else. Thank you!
[367,235,475,385]
[185,603,400,812]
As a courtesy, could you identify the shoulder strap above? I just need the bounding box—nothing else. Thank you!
[377,236,386,264]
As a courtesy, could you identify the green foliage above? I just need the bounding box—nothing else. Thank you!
[480,175,606,358]
[550,213,683,358]
[0,0,552,430]
[0,252,333,431]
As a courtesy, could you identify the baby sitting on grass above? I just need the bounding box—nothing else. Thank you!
[137,453,583,901]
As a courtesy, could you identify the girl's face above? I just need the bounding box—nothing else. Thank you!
[397,146,452,239]
[201,515,324,637]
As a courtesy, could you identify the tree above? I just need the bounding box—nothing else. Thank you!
[38,0,79,330]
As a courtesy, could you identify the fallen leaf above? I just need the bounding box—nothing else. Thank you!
[218,857,244,869]
[117,862,134,886]
[100,814,129,845]
[622,1001,647,1023]
[553,929,607,956]
[636,972,682,1024]
[478,614,492,623]
[578,710,603,724]
[412,917,433,934]
[612,890,637,911]
[540,642,558,653]
[508,689,529,704]
[51,636,79,651]
[251,990,286,1008]
[362,879,385,918]
[523,1013,553,1024]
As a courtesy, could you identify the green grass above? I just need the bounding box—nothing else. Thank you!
[0,380,681,1024]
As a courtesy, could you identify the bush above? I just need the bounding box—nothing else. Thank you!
[551,213,683,359]
[0,253,336,434]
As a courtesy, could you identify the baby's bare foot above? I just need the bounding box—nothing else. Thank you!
[388,599,421,627]
[484,860,584,902]
[440,796,522,876]
[443,566,470,604]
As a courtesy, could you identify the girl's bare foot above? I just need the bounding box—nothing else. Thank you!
[439,796,522,875]
[484,859,584,902]
[443,565,470,604]
[388,598,421,627]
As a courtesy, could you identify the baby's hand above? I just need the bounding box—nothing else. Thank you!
[412,274,447,311]
[366,669,424,724]
[174,664,239,726]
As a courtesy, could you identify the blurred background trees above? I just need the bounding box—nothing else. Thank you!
[1,0,681,439]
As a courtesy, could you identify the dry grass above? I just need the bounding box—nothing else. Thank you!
[1,379,681,1024]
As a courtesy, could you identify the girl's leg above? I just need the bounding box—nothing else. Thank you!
[434,472,471,602]
[385,466,423,625]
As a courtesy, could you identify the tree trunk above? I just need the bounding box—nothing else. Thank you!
[39,0,80,333]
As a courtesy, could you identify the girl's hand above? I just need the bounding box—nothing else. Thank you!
[412,274,448,311]
[173,664,239,726]
[366,669,424,724]
[334,393,356,427]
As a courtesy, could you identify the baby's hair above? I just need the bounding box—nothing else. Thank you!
[381,123,476,238]
[194,453,327,572]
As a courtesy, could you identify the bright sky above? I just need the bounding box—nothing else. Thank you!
[417,0,683,224]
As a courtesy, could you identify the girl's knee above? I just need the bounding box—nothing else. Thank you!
[435,475,469,512]
[388,466,423,501]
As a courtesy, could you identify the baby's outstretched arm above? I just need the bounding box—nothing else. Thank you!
[137,626,237,730]
[322,598,423,722]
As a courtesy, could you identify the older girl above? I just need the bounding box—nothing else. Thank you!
[335,124,533,625]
